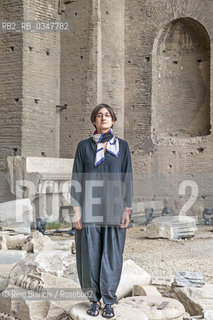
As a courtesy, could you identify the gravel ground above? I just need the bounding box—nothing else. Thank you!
[50,224,213,284]
[123,224,213,284]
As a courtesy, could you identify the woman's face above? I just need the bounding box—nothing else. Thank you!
[93,108,114,133]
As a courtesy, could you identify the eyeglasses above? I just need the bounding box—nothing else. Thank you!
[96,113,112,118]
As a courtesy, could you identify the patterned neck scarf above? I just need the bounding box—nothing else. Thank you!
[92,128,120,167]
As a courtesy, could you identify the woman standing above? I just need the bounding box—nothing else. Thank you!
[71,104,133,318]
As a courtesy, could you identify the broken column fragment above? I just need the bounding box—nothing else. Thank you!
[146,216,197,240]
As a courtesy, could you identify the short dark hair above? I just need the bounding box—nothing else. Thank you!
[91,103,117,128]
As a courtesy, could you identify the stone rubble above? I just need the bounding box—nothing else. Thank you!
[0,251,81,320]
[0,250,27,292]
[1,229,213,320]
[151,275,174,296]
[20,231,75,253]
[6,234,28,250]
[172,284,213,316]
[116,259,151,300]
[115,296,185,320]
[8,251,77,282]
[173,272,205,288]
[132,284,162,297]
[146,216,197,240]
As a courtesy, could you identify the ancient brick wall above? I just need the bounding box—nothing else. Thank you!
[1,0,213,216]
[21,0,60,157]
[0,0,23,202]
[60,0,125,158]
[60,0,94,158]
[125,0,213,212]
[0,0,60,202]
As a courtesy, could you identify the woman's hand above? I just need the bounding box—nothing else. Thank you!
[73,207,82,229]
[120,208,130,228]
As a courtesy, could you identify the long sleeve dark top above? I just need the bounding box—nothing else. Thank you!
[70,137,133,226]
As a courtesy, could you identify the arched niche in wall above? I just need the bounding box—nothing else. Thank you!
[152,17,210,140]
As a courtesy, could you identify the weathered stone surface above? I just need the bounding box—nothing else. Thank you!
[132,284,162,297]
[173,272,205,288]
[21,230,54,253]
[7,271,80,293]
[12,299,80,320]
[1,273,81,319]
[151,275,174,296]
[146,216,197,240]
[0,294,21,318]
[1,268,81,319]
[70,302,149,320]
[203,310,213,320]
[0,235,7,250]
[172,284,213,315]
[2,274,81,319]
[116,296,185,320]
[20,231,75,253]
[6,156,73,222]
[8,251,77,286]
[15,300,52,320]
[6,234,28,250]
[116,259,151,300]
[0,199,33,234]
[55,239,75,252]
[39,272,80,290]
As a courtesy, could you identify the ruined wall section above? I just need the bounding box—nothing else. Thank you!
[125,0,213,211]
[100,0,125,139]
[21,0,60,157]
[152,18,210,138]
[60,0,96,158]
[60,0,125,158]
[0,0,23,202]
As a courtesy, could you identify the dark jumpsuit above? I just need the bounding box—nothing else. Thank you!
[71,137,133,304]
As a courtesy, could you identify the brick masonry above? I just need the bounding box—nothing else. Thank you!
[1,0,213,216]
[0,0,23,202]
[21,0,60,157]
[124,0,213,213]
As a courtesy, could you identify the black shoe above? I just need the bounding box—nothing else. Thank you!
[102,304,115,319]
[87,301,101,317]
